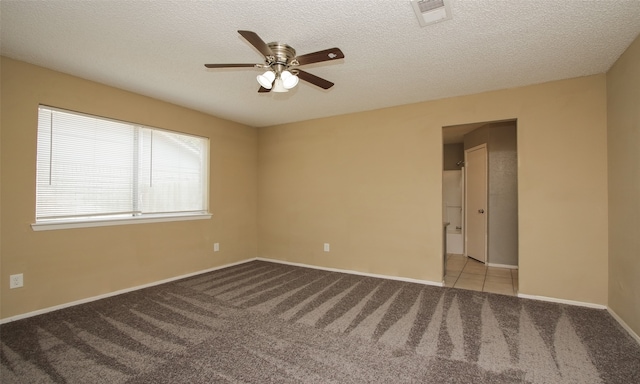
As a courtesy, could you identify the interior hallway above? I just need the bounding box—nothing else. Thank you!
[444,254,518,296]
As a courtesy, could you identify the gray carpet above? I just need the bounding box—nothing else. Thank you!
[1,260,639,383]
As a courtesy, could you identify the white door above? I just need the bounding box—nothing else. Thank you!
[465,144,487,263]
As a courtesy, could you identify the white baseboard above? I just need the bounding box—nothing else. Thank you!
[1,257,441,324]
[517,293,607,309]
[607,307,640,345]
[256,257,444,287]
[487,263,518,269]
[0,258,256,324]
[8,255,638,348]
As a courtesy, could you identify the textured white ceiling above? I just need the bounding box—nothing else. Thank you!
[2,0,640,128]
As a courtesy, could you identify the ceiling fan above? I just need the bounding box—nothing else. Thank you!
[204,30,344,93]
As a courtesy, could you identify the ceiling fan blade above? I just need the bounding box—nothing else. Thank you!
[295,48,344,66]
[238,30,274,57]
[296,70,334,90]
[204,63,257,68]
[258,86,271,93]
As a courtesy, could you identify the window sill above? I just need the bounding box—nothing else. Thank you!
[31,212,212,231]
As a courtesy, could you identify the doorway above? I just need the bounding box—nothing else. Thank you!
[442,120,519,294]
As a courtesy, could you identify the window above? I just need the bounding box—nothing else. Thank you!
[33,106,210,230]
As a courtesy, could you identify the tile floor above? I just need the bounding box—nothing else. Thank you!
[444,254,518,296]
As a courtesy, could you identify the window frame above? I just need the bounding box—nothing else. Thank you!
[31,105,212,231]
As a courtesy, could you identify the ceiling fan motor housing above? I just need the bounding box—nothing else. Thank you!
[267,42,297,73]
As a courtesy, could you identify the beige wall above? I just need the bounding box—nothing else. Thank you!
[0,57,258,319]
[607,34,640,336]
[1,55,614,320]
[258,75,609,305]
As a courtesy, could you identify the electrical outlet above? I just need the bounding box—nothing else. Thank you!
[323,243,330,252]
[214,243,220,252]
[10,274,24,289]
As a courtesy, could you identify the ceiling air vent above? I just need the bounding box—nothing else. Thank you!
[411,0,452,27]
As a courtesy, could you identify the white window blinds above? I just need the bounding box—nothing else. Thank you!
[36,106,209,222]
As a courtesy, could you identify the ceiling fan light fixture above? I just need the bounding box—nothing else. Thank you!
[281,70,299,89]
[271,78,289,93]
[257,70,275,89]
